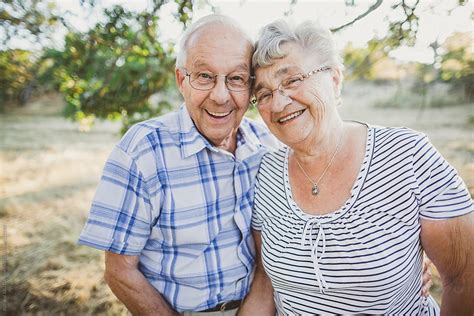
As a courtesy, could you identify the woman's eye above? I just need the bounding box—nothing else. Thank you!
[283,76,303,87]
[257,92,271,103]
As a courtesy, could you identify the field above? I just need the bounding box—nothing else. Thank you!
[1,84,473,315]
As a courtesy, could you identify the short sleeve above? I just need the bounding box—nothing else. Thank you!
[413,135,473,220]
[78,145,154,255]
[251,170,264,231]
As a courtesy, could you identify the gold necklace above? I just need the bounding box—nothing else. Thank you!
[294,131,344,196]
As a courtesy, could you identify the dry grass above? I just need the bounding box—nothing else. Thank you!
[1,94,127,315]
[0,86,472,314]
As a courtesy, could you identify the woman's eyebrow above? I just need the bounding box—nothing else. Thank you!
[274,66,300,78]
[253,66,302,92]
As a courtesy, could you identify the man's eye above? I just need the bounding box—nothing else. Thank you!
[196,72,214,80]
[228,75,246,83]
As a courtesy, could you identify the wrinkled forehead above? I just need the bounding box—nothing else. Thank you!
[186,24,253,69]
[254,47,310,91]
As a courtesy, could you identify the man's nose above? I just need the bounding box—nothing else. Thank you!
[209,77,231,104]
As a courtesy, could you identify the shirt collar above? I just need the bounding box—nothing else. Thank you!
[178,104,264,160]
[178,105,212,158]
[235,119,263,160]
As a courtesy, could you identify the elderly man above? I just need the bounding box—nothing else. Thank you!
[78,14,279,315]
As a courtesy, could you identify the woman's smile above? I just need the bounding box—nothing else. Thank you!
[276,109,306,124]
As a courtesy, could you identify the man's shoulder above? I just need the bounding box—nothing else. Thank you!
[118,111,182,156]
[241,116,268,134]
[240,117,280,148]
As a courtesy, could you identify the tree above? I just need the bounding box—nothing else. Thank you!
[53,5,178,130]
[0,0,63,50]
[0,0,64,107]
[1,0,470,129]
[0,49,34,107]
[39,0,192,131]
[438,32,474,102]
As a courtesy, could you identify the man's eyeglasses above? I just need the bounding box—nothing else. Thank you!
[181,69,254,92]
[253,66,331,107]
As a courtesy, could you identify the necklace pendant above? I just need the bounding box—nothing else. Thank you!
[311,184,319,196]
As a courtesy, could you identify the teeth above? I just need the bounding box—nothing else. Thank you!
[278,110,304,123]
[207,110,231,117]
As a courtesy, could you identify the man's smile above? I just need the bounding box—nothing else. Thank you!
[205,109,233,118]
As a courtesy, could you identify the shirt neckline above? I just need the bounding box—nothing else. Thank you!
[283,124,374,224]
[178,105,263,160]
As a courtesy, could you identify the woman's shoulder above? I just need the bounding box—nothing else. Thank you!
[368,124,427,148]
[260,146,287,165]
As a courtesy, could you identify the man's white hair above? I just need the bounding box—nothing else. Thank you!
[175,14,253,68]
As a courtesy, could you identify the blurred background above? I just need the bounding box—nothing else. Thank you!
[0,0,472,314]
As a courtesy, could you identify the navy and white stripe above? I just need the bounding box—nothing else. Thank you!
[79,105,279,312]
[252,125,472,315]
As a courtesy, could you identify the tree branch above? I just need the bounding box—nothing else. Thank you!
[331,0,383,33]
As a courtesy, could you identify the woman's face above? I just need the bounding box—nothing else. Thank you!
[254,43,341,148]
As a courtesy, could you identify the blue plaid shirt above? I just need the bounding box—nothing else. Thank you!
[78,105,279,311]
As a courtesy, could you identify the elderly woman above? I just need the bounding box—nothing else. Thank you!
[238,20,473,315]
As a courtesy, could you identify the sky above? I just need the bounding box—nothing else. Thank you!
[191,0,473,63]
[13,0,474,64]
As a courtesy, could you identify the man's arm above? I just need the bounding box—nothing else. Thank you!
[238,230,275,316]
[421,212,474,316]
[104,251,179,316]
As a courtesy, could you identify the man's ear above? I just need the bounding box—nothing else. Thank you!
[175,68,186,94]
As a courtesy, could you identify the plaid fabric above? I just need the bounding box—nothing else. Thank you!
[78,105,279,311]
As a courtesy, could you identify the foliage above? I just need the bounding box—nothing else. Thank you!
[0,0,471,129]
[0,0,63,49]
[384,0,420,48]
[1,0,192,130]
[438,32,474,101]
[0,49,34,107]
[342,40,389,81]
[0,0,63,107]
[53,5,179,125]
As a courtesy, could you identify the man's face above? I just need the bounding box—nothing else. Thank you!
[176,25,252,148]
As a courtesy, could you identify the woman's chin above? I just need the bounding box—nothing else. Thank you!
[272,126,314,148]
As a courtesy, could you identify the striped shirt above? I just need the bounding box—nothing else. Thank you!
[78,105,279,312]
[252,125,472,315]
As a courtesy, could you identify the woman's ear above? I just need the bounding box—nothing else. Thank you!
[331,67,342,96]
[331,68,343,107]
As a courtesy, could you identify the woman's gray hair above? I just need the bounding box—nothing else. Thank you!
[176,14,253,68]
[252,20,344,72]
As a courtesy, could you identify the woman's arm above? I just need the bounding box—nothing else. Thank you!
[238,230,276,316]
[421,212,474,316]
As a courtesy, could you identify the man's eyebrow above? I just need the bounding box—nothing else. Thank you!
[233,64,250,72]
[191,59,208,69]
[191,60,250,73]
